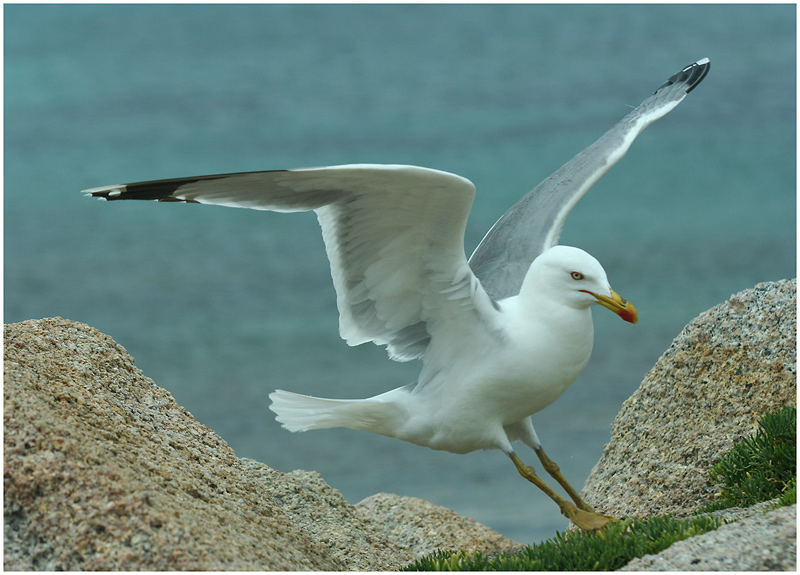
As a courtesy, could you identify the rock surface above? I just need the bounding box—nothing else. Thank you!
[356,493,521,559]
[620,504,796,571]
[5,279,797,571]
[583,279,796,519]
[3,317,517,571]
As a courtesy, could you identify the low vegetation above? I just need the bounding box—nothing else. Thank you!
[404,405,796,571]
[701,405,795,512]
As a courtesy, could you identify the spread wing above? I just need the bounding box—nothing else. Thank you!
[84,164,499,361]
[468,57,710,301]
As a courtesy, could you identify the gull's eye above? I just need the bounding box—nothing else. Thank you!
[571,271,584,280]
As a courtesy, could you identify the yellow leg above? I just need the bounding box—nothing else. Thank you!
[534,447,593,512]
[508,452,617,532]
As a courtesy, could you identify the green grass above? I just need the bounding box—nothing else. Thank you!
[773,478,797,510]
[404,515,723,571]
[404,405,796,571]
[701,405,796,512]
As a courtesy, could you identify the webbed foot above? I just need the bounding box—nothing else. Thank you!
[561,502,618,532]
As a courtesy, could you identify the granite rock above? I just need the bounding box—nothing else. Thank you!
[5,277,796,570]
[583,279,796,520]
[3,317,516,571]
[620,504,796,571]
[356,493,522,561]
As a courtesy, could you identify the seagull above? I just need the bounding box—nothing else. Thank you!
[84,58,709,531]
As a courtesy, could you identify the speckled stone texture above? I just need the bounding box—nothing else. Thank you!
[6,277,796,570]
[582,279,796,519]
[3,317,518,570]
[620,504,796,571]
[356,493,522,561]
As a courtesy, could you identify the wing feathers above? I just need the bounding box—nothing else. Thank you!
[468,58,710,301]
[85,164,493,361]
[83,59,710,361]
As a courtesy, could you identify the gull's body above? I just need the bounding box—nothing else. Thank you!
[273,244,609,456]
[84,58,709,529]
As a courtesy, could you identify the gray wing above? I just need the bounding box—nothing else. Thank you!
[468,58,710,301]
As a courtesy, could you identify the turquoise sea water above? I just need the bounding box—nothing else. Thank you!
[4,4,795,543]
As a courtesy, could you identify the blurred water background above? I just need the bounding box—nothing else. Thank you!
[4,4,795,543]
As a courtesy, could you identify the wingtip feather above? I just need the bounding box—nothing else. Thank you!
[683,57,710,93]
[82,184,127,199]
[653,57,711,96]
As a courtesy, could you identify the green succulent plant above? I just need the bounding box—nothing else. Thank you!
[702,405,796,512]
[405,405,796,572]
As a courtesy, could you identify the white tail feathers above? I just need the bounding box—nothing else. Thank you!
[268,389,409,437]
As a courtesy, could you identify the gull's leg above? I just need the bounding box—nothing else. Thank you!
[533,446,594,512]
[508,451,616,532]
[507,417,617,530]
[514,416,596,511]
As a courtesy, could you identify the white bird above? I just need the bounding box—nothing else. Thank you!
[84,58,709,531]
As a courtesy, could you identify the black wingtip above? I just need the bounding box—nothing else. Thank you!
[82,170,295,203]
[82,182,193,201]
[654,57,711,95]
[82,185,127,200]
[81,174,232,202]
[683,57,710,93]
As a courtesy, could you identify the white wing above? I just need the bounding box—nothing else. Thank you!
[84,164,499,361]
[468,57,710,300]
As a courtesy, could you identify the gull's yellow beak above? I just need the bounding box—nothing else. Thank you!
[587,288,638,324]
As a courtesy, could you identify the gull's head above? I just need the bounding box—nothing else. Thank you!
[523,246,638,324]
